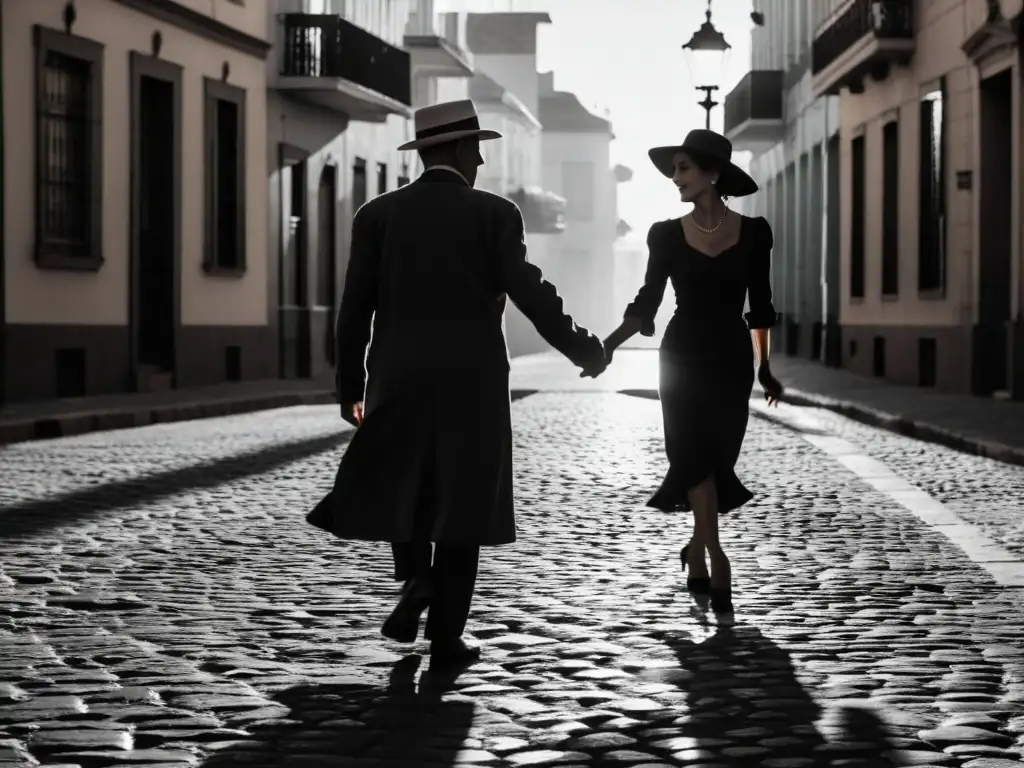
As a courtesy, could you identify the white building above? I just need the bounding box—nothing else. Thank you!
[465,12,569,357]
[538,72,622,334]
[267,0,476,381]
[1,0,272,404]
[724,1,840,368]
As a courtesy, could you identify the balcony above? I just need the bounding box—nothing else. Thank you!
[509,187,566,235]
[277,14,412,122]
[404,11,474,78]
[811,0,914,98]
[723,70,785,153]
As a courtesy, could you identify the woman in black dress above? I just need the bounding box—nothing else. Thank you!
[604,130,784,614]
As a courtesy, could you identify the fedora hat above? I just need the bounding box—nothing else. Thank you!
[648,129,758,198]
[397,99,502,151]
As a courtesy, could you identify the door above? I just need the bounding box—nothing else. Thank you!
[974,69,1012,396]
[318,165,338,366]
[130,56,180,393]
[278,146,311,379]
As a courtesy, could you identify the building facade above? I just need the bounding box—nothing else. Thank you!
[821,0,1024,396]
[733,0,1024,398]
[270,0,417,382]
[725,0,841,368]
[538,72,620,334]
[465,12,568,357]
[1,0,272,404]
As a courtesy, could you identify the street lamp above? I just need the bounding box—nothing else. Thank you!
[682,0,731,130]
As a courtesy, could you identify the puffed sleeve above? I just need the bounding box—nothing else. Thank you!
[623,223,670,337]
[744,217,778,330]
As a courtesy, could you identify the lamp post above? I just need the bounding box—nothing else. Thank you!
[682,0,731,130]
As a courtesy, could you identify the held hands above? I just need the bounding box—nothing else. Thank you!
[580,337,617,379]
[341,401,364,427]
[757,363,784,407]
[579,339,611,379]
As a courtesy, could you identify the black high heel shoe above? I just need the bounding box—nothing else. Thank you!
[680,544,711,594]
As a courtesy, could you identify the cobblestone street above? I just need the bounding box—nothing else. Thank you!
[2,354,1024,768]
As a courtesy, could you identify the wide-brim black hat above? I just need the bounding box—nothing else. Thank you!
[648,129,758,198]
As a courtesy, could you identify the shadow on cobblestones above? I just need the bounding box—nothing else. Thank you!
[0,430,353,541]
[659,623,895,765]
[199,655,474,767]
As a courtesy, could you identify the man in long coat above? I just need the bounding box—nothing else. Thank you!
[317,99,606,668]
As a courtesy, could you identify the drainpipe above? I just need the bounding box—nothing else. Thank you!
[819,96,830,365]
[0,0,6,406]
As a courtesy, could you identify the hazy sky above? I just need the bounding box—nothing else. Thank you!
[435,0,756,240]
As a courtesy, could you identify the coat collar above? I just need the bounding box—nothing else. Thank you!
[418,165,471,187]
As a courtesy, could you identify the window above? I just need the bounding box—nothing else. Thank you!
[203,78,247,273]
[352,158,367,212]
[919,83,946,293]
[397,175,410,187]
[377,162,388,196]
[562,161,594,222]
[34,26,104,270]
[881,119,899,296]
[849,134,865,299]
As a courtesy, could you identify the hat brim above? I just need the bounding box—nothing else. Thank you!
[398,128,502,151]
[648,145,758,198]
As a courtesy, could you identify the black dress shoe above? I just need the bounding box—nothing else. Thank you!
[381,578,432,643]
[429,637,481,668]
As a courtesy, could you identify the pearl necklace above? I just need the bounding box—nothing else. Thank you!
[691,210,727,234]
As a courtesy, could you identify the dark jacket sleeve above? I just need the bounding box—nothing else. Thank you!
[623,223,670,337]
[744,217,779,330]
[496,201,604,369]
[335,205,378,403]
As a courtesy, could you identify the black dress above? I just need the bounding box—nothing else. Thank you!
[623,215,778,514]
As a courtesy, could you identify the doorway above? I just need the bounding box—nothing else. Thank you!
[974,68,1012,396]
[278,145,311,379]
[318,165,338,366]
[130,54,180,393]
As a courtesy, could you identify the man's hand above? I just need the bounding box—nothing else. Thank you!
[579,343,609,379]
[757,363,784,407]
[341,401,364,427]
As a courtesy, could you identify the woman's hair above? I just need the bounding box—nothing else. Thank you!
[686,150,729,201]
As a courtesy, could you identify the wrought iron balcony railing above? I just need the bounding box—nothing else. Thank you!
[723,70,784,136]
[812,0,913,77]
[280,13,412,107]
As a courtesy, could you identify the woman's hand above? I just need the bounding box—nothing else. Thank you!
[602,336,618,366]
[757,363,783,407]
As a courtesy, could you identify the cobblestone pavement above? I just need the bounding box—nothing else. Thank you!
[1,386,1024,767]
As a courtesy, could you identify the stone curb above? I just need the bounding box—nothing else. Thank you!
[617,386,1024,469]
[0,390,337,447]
[778,387,1024,468]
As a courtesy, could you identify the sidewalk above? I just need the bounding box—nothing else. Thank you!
[0,379,335,446]
[764,355,1024,467]
[508,348,1024,469]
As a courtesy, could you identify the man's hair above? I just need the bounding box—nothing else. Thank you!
[418,140,460,168]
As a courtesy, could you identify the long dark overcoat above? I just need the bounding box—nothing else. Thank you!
[317,169,603,547]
